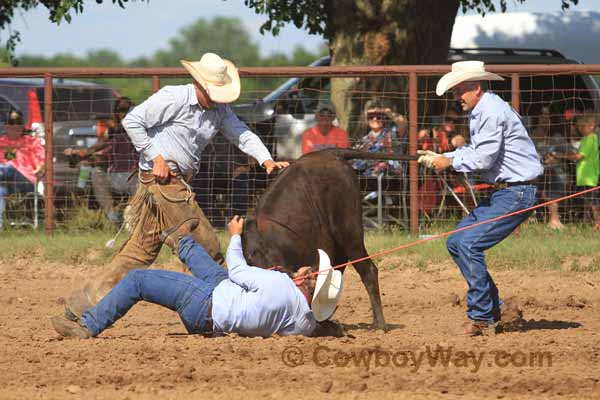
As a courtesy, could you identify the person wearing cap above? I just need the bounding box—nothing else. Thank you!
[418,61,543,336]
[61,53,288,322]
[51,216,343,339]
[0,110,45,229]
[301,106,349,154]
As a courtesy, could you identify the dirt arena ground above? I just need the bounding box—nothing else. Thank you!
[1,255,599,400]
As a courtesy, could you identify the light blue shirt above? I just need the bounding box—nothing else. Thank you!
[122,84,272,175]
[211,235,317,337]
[444,92,543,183]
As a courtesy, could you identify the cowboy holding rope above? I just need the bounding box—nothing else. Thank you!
[418,61,543,336]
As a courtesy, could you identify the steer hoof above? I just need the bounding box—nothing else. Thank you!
[313,320,345,337]
[373,320,389,332]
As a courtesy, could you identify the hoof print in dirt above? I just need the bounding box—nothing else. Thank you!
[565,295,587,309]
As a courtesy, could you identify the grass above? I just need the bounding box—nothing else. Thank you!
[0,219,597,272]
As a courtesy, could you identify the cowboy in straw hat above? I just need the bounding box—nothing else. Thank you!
[418,60,543,336]
[59,52,289,323]
[52,216,343,338]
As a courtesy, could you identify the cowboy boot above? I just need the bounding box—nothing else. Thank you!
[50,315,92,339]
[159,218,200,253]
[64,287,95,321]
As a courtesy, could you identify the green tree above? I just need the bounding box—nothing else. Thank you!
[12,16,325,104]
[0,1,146,65]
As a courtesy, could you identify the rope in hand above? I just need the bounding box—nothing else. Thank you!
[293,184,600,282]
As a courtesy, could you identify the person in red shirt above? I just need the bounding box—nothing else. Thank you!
[0,110,45,229]
[301,106,349,155]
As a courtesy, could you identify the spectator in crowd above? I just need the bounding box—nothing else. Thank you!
[353,102,406,176]
[64,97,138,225]
[565,113,600,230]
[433,110,460,153]
[301,106,349,154]
[450,133,467,150]
[0,110,45,229]
[530,106,572,230]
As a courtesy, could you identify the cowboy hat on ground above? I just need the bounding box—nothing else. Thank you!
[436,61,504,96]
[311,249,344,321]
[181,53,241,103]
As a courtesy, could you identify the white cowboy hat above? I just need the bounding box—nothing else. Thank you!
[436,61,504,96]
[311,249,344,322]
[180,53,241,103]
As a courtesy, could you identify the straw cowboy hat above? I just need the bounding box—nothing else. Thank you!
[311,249,344,322]
[181,53,241,103]
[436,61,504,96]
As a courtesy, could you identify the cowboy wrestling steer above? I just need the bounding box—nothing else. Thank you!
[242,148,414,330]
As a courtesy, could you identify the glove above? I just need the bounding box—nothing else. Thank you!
[417,150,442,169]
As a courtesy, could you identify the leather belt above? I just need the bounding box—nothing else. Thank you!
[494,180,538,190]
[139,170,192,184]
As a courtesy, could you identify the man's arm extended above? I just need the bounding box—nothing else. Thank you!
[226,234,278,291]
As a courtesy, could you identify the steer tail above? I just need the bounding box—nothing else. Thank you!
[328,148,419,161]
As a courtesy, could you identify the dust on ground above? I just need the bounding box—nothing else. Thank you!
[1,256,599,399]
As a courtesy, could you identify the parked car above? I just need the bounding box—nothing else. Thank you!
[0,78,117,190]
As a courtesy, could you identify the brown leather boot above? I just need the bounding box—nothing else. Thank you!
[64,288,95,321]
[51,315,92,339]
[495,297,524,332]
[462,320,497,336]
[159,218,200,253]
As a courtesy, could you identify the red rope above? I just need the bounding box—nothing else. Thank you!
[294,185,600,282]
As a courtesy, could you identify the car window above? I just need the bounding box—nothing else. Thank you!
[35,87,115,122]
[298,77,331,114]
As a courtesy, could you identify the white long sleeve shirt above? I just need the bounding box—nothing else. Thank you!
[122,84,272,175]
[211,235,317,337]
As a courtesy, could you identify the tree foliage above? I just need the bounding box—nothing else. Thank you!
[0,0,145,64]
[243,0,579,40]
[14,17,326,103]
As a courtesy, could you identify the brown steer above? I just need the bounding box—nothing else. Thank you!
[242,148,416,330]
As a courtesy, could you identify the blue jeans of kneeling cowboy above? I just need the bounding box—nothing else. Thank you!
[446,184,537,322]
[81,235,228,336]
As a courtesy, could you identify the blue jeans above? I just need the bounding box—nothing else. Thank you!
[82,235,228,336]
[446,185,537,322]
[0,164,35,228]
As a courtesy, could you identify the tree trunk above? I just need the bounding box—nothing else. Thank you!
[325,0,460,136]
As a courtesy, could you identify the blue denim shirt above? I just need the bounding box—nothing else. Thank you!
[123,84,272,175]
[211,235,316,337]
[444,92,543,183]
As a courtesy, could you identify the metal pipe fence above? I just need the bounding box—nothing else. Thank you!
[0,64,598,234]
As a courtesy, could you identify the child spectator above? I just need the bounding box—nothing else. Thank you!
[301,106,349,154]
[433,110,460,153]
[567,113,600,230]
[450,133,467,149]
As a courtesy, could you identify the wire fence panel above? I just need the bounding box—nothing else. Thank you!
[0,66,598,234]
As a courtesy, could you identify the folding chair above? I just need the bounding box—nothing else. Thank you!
[6,176,42,229]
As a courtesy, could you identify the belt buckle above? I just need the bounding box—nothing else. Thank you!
[495,182,509,190]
